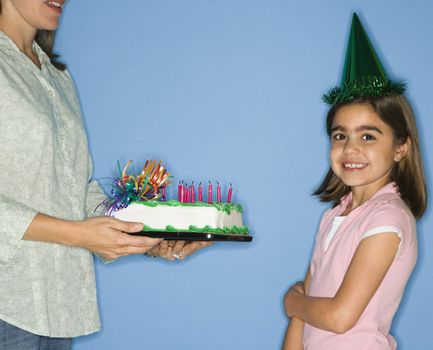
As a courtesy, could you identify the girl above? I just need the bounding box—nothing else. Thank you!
[282,14,427,350]
[0,1,209,349]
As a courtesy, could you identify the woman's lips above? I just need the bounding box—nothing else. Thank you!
[45,1,63,14]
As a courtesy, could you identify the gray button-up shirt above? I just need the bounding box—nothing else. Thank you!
[0,31,107,337]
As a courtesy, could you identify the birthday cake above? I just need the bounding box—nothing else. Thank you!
[112,200,248,235]
[105,161,250,236]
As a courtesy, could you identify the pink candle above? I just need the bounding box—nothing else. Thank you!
[227,183,233,203]
[198,182,203,202]
[208,181,212,204]
[162,187,166,201]
[183,184,188,203]
[190,183,195,203]
[178,181,182,202]
[217,182,221,203]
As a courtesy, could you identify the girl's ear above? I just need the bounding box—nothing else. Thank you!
[394,137,411,162]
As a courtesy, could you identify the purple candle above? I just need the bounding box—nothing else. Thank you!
[217,182,221,203]
[208,181,212,204]
[198,182,203,202]
[162,187,166,201]
[227,183,233,203]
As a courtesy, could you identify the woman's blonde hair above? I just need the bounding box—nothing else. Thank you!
[314,95,427,218]
[0,3,66,71]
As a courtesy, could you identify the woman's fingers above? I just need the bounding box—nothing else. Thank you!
[79,217,163,259]
[109,218,144,233]
[172,240,186,254]
[155,240,187,260]
[105,236,162,258]
[175,241,213,260]
[119,233,162,248]
[158,240,171,258]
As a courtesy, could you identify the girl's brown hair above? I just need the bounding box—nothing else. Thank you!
[314,95,427,218]
[0,3,66,71]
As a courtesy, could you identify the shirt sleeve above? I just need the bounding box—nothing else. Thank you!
[360,202,412,257]
[0,194,38,264]
[85,179,108,218]
[84,157,113,264]
[85,152,108,218]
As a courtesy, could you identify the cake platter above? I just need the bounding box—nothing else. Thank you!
[129,231,253,242]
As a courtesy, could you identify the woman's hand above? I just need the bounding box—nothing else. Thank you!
[147,240,213,261]
[284,281,305,318]
[74,217,162,261]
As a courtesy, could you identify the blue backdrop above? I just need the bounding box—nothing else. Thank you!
[56,1,433,349]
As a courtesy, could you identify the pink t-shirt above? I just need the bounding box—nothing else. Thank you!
[303,183,417,350]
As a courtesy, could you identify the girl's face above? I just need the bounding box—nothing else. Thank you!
[1,0,65,31]
[330,103,407,195]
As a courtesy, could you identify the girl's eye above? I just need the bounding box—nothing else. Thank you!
[332,133,345,141]
[362,134,376,141]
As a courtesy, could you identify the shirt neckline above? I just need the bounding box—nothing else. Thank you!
[0,30,49,70]
[339,182,399,215]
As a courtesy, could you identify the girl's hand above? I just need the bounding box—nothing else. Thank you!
[75,217,162,261]
[284,281,305,318]
[290,281,305,295]
[147,240,213,261]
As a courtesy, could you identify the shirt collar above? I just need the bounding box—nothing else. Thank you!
[0,30,50,67]
[340,182,399,207]
[32,40,50,66]
[0,30,17,52]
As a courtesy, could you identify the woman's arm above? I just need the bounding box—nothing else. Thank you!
[23,213,162,261]
[282,268,311,350]
[284,233,400,334]
[24,213,212,261]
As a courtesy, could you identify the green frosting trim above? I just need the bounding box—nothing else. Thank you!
[141,224,249,236]
[132,199,243,214]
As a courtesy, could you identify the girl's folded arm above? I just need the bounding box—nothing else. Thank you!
[284,232,400,334]
[282,269,311,350]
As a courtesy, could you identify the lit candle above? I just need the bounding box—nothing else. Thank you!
[227,183,233,203]
[208,181,212,204]
[217,182,221,203]
[162,187,166,201]
[198,182,203,202]
[190,182,195,203]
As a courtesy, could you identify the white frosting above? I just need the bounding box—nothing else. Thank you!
[112,202,244,230]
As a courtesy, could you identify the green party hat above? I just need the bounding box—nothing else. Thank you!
[323,13,405,105]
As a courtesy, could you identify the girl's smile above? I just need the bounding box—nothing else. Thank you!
[342,162,367,170]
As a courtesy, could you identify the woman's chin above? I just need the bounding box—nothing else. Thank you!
[35,15,61,31]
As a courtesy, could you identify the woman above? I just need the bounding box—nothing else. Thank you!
[0,1,209,348]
